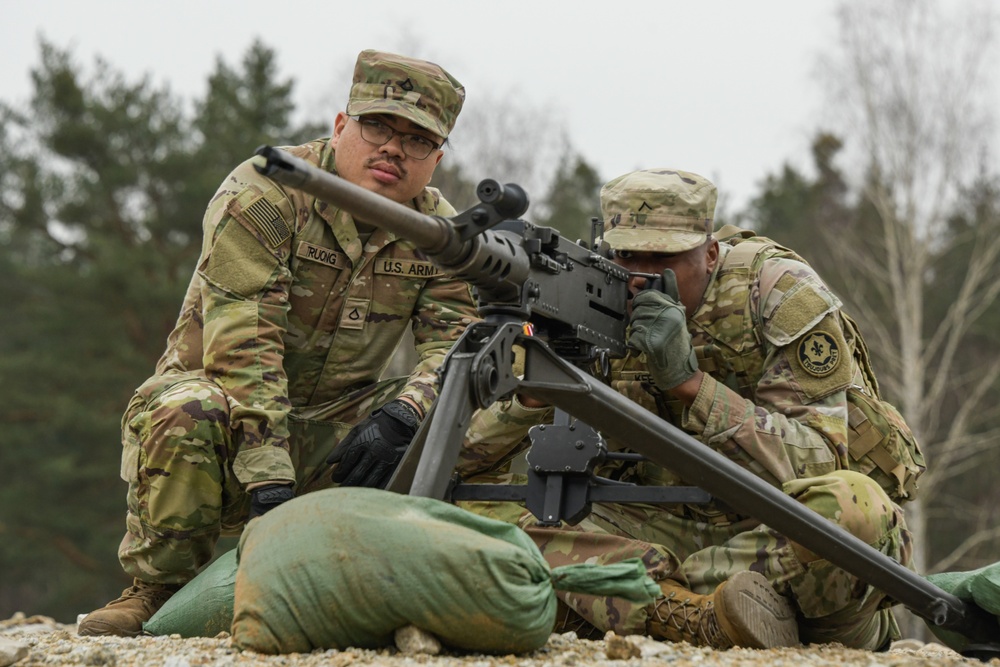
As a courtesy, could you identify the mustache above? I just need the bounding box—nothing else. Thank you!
[366,155,406,178]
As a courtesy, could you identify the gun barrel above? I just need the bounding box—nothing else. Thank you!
[254,145,459,255]
[253,145,531,300]
[255,145,629,355]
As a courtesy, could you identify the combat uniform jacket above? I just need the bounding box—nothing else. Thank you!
[457,238,912,650]
[152,139,479,486]
[609,239,864,523]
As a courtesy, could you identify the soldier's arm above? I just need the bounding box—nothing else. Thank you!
[456,396,554,477]
[197,159,297,486]
[673,259,850,486]
[393,190,481,416]
[397,273,479,416]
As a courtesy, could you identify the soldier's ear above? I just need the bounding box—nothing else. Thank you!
[330,112,350,147]
[705,239,720,274]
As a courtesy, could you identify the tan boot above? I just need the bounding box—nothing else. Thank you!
[77,579,181,637]
[647,570,799,649]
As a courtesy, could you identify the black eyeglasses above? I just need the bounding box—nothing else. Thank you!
[351,116,441,160]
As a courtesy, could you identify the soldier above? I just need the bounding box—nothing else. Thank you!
[458,168,919,651]
[78,49,478,637]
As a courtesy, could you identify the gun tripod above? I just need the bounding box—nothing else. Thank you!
[388,313,1000,660]
[252,144,999,660]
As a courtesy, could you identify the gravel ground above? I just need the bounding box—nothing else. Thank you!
[0,613,993,667]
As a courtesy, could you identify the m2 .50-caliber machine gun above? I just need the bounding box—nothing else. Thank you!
[253,145,999,658]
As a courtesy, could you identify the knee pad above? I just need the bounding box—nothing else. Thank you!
[785,470,901,556]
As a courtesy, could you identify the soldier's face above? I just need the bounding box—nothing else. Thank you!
[614,239,719,318]
[330,112,444,204]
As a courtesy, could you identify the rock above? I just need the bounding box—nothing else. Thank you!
[918,641,960,656]
[0,638,29,667]
[0,613,61,635]
[394,624,442,655]
[604,632,641,660]
[81,645,118,666]
[890,638,924,651]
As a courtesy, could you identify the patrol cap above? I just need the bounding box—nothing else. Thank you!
[601,169,717,253]
[346,49,465,139]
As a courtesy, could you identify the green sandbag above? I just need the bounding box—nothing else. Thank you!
[231,488,658,655]
[144,548,237,637]
[924,562,1000,652]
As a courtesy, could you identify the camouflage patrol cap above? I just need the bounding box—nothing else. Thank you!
[346,49,465,139]
[601,169,717,253]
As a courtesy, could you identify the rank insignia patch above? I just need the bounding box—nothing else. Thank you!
[797,331,840,377]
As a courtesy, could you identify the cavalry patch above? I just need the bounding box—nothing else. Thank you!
[297,241,346,269]
[374,258,442,278]
[797,331,840,377]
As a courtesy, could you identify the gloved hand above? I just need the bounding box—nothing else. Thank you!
[249,483,294,519]
[628,269,698,390]
[327,399,420,489]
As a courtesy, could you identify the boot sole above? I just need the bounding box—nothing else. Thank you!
[715,571,799,649]
[77,621,145,638]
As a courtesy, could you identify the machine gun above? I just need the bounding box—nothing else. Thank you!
[253,145,999,659]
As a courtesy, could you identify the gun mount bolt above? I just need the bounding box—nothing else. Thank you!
[534,466,541,472]
[564,466,572,471]
[575,441,585,449]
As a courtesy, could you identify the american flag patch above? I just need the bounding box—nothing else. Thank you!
[243,195,291,248]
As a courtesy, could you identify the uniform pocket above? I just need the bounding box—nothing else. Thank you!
[845,388,925,503]
[287,415,354,494]
[120,391,147,483]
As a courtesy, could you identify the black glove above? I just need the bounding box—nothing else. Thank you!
[327,399,420,489]
[249,483,294,519]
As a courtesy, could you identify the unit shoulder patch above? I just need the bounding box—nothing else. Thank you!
[797,330,841,377]
[782,313,852,400]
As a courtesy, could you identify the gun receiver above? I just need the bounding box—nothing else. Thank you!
[254,145,999,659]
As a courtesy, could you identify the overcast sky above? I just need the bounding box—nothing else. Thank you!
[0,0,883,213]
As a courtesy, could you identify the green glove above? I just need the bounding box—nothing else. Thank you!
[628,269,698,390]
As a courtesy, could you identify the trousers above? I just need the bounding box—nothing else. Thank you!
[461,469,911,650]
[116,370,407,584]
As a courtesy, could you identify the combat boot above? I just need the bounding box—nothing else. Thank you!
[646,570,799,649]
[77,579,181,637]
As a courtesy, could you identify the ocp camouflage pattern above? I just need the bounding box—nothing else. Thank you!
[458,236,912,650]
[601,169,716,253]
[156,138,477,485]
[347,49,465,139]
[117,138,478,581]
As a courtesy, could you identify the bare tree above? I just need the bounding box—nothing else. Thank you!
[444,90,569,213]
[818,0,1000,639]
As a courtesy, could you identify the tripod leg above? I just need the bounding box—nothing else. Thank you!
[517,338,1000,643]
[406,352,479,499]
[384,401,435,494]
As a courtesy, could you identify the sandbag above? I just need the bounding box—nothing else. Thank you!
[924,562,1000,652]
[231,488,657,654]
[144,548,237,637]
